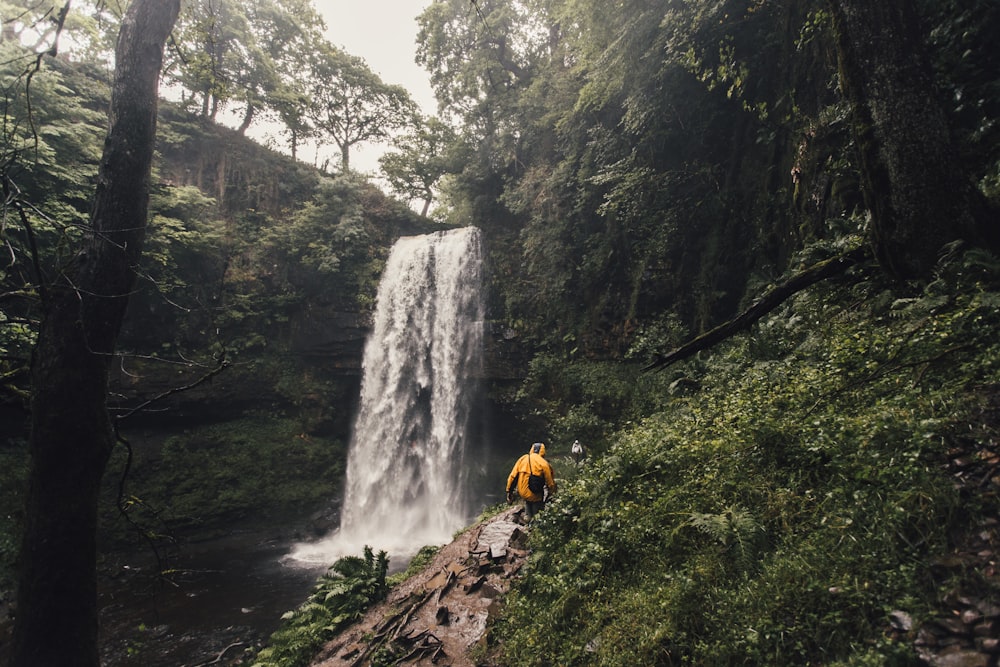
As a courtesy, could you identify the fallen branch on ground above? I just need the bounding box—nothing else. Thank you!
[645,247,867,372]
[190,640,245,667]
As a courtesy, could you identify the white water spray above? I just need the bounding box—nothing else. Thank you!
[290,227,484,563]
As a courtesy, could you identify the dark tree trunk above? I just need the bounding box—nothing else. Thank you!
[341,141,351,172]
[827,0,980,280]
[10,1,180,665]
[237,101,255,135]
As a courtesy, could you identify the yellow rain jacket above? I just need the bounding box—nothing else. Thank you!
[506,443,556,503]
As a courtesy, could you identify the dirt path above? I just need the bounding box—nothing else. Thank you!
[309,506,530,667]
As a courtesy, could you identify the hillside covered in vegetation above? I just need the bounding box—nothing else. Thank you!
[489,253,1000,665]
[0,1,438,590]
[256,248,1000,666]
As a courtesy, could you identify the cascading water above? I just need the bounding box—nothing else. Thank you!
[290,226,484,563]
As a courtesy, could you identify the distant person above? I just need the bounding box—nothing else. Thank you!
[506,442,556,520]
[571,439,585,464]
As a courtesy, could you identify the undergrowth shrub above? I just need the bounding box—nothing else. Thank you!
[253,546,389,667]
[387,544,440,587]
[518,354,677,456]
[494,250,1000,665]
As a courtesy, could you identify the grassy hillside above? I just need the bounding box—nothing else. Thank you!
[492,247,1000,665]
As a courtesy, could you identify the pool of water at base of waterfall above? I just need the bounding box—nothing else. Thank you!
[97,530,331,666]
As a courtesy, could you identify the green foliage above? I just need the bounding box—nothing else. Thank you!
[220,172,403,327]
[139,184,225,309]
[419,0,996,360]
[105,417,346,542]
[920,0,1000,191]
[685,504,765,576]
[417,0,851,354]
[379,115,458,216]
[516,352,681,456]
[306,44,417,173]
[167,0,326,130]
[387,544,440,588]
[493,250,1000,665]
[1,40,109,398]
[252,546,389,667]
[263,174,372,277]
[625,313,689,366]
[120,144,408,360]
[517,354,627,452]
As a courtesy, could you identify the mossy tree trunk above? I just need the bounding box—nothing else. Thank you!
[10,0,180,664]
[827,0,980,280]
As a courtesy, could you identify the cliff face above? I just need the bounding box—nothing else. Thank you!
[288,307,369,370]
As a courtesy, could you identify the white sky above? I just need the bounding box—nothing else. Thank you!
[245,0,437,177]
[315,0,436,113]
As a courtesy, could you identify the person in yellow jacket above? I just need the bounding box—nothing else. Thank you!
[506,442,557,519]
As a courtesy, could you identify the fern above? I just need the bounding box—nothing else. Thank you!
[687,505,764,575]
[252,546,389,667]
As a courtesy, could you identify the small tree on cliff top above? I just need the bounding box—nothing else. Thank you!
[307,44,417,173]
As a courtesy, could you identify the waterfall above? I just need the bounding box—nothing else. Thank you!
[290,226,484,563]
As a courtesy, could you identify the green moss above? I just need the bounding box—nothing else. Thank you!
[386,544,441,588]
[103,417,346,545]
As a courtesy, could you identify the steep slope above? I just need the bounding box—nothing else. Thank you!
[310,506,530,667]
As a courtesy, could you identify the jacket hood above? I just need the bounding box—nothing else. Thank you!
[531,442,546,456]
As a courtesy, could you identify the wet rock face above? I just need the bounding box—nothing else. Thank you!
[311,506,532,667]
[288,308,368,371]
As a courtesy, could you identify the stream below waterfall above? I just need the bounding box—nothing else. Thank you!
[97,529,326,666]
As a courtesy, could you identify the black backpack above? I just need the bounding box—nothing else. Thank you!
[527,453,545,494]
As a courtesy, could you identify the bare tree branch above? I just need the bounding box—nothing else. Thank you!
[115,353,230,422]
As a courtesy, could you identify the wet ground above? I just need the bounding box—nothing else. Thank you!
[311,505,531,667]
[98,531,327,666]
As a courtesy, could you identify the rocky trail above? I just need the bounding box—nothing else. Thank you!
[309,506,530,667]
[905,405,1000,667]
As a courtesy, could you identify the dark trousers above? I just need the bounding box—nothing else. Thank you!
[525,499,545,519]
